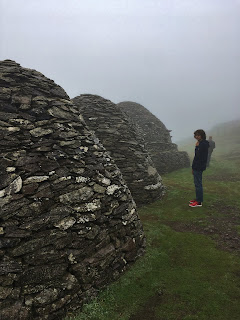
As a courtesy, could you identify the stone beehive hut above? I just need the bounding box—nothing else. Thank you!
[0,60,145,320]
[72,94,164,206]
[117,101,190,174]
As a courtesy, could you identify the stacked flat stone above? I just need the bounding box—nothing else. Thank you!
[72,94,164,206]
[117,101,190,174]
[0,60,145,320]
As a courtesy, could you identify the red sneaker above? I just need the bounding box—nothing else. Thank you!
[189,201,202,207]
[189,199,196,203]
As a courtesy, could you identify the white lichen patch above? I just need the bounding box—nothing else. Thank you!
[9,118,32,126]
[1,176,23,198]
[0,190,5,198]
[59,187,94,203]
[147,166,157,176]
[102,177,111,186]
[78,114,85,122]
[68,253,77,264]
[6,167,16,173]
[76,176,89,183]
[0,227,4,235]
[30,127,53,137]
[12,150,26,158]
[33,288,58,305]
[25,298,34,306]
[77,216,90,224]
[75,199,101,213]
[54,217,76,230]
[59,176,72,181]
[24,176,49,184]
[59,140,75,146]
[7,126,20,132]
[0,175,22,198]
[130,208,136,215]
[80,146,88,152]
[85,201,101,211]
[65,274,78,290]
[106,184,120,195]
[8,176,22,194]
[144,181,162,190]
[93,144,101,150]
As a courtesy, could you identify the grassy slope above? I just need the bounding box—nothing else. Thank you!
[177,119,240,159]
[66,136,240,320]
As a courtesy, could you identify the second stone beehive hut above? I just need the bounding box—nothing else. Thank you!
[117,101,190,174]
[72,94,164,207]
[0,60,145,320]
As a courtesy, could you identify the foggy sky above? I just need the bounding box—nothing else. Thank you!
[1,0,240,142]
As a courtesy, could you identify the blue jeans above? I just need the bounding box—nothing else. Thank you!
[193,170,203,202]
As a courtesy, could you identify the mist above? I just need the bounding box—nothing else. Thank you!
[1,0,240,142]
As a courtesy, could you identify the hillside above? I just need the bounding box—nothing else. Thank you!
[177,119,240,160]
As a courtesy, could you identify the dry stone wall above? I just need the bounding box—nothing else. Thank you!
[72,94,164,206]
[0,60,145,320]
[117,101,190,174]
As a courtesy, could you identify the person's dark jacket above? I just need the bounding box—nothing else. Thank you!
[192,139,209,171]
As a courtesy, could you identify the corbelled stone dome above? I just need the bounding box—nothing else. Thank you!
[117,101,190,173]
[72,94,164,206]
[0,60,145,320]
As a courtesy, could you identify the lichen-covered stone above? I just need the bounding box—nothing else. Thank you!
[0,60,145,320]
[72,94,165,206]
[117,101,190,173]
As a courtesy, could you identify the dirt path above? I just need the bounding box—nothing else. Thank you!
[128,294,163,320]
[164,202,240,254]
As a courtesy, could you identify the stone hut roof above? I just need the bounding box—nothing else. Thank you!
[72,94,164,206]
[0,60,145,320]
[117,101,190,174]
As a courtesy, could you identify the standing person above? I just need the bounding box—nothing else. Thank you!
[189,129,209,207]
[207,136,215,167]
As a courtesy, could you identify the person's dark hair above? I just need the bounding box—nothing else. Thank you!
[194,129,206,140]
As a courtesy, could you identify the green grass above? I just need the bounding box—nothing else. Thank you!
[66,153,240,320]
[163,156,240,207]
